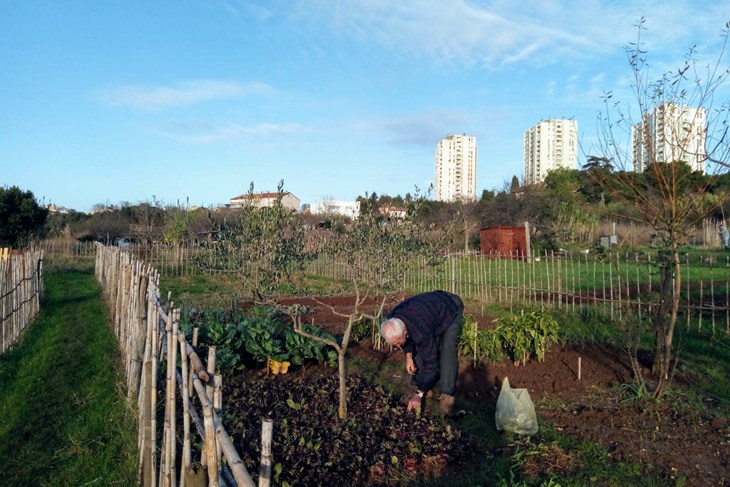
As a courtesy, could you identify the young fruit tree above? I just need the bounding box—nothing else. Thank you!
[291,190,457,419]
[592,19,730,398]
[197,181,310,304]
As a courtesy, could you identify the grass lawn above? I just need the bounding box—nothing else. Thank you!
[0,265,138,486]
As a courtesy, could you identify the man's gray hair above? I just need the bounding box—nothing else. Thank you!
[380,317,406,342]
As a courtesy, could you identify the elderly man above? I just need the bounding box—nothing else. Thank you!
[380,290,464,414]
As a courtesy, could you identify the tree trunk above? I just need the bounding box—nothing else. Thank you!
[337,349,347,420]
[464,217,469,254]
[651,246,682,399]
[652,253,672,375]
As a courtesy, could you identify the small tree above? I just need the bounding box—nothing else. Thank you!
[199,181,310,303]
[594,19,730,398]
[0,186,48,247]
[542,168,599,245]
[292,188,456,419]
[162,206,197,266]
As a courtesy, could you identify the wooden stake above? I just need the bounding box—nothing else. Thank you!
[259,419,273,487]
[179,333,191,487]
[213,374,223,412]
[193,374,219,487]
[578,356,582,380]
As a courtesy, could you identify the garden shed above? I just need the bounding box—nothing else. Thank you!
[480,226,528,258]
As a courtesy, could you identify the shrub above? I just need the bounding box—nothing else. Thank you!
[495,309,559,366]
[459,309,559,367]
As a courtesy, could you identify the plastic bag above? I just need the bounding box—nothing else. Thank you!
[495,376,538,436]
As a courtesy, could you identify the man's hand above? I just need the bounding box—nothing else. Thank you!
[405,353,416,375]
[406,392,423,413]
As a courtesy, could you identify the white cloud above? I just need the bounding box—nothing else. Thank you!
[95,80,275,110]
[151,121,304,143]
[288,0,725,68]
[289,0,595,67]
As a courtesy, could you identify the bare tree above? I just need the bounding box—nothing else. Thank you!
[455,198,480,253]
[593,19,730,398]
[290,188,457,419]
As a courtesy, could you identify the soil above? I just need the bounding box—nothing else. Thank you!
[273,294,730,486]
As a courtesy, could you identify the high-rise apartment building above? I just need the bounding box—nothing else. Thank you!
[523,119,578,185]
[632,103,707,173]
[434,134,477,202]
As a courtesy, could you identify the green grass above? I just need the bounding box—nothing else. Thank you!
[0,267,138,486]
[160,271,243,309]
[673,325,730,405]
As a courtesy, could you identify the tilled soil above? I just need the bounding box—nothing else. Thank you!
[272,294,730,486]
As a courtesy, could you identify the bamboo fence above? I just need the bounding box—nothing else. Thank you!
[0,248,44,354]
[39,239,97,257]
[85,239,730,335]
[95,243,268,487]
[447,251,729,335]
[307,250,730,334]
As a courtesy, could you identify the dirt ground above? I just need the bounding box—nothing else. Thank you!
[276,294,730,486]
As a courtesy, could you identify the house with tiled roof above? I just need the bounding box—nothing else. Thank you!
[229,191,300,212]
[379,204,406,219]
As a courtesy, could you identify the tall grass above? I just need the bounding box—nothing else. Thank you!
[0,266,138,486]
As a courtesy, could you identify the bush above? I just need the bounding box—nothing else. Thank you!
[495,309,559,366]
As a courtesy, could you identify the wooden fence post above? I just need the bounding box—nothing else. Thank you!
[259,419,274,487]
[178,332,191,487]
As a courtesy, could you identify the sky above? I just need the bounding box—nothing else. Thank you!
[1,1,729,213]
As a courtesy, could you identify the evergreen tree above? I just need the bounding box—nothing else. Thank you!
[0,186,48,247]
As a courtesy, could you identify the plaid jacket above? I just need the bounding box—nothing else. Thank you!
[387,291,462,391]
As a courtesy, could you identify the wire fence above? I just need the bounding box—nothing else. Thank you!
[189,245,730,335]
[0,248,44,354]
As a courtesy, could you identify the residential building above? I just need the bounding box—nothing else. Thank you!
[378,204,406,219]
[47,203,70,214]
[434,134,477,202]
[523,119,578,185]
[229,191,300,212]
[310,199,361,219]
[632,103,707,173]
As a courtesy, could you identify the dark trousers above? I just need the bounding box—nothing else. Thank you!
[413,300,464,396]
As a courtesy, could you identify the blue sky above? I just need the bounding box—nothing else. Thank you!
[2,1,728,212]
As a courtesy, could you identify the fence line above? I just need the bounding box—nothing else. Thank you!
[0,249,44,354]
[87,243,730,332]
[421,251,730,332]
[95,244,263,487]
[49,238,724,334]
[38,239,96,257]
[305,250,730,331]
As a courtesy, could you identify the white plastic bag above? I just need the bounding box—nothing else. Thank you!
[495,376,538,436]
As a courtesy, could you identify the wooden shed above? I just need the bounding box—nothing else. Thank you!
[479,226,528,258]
